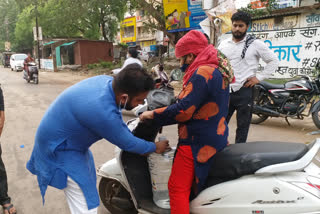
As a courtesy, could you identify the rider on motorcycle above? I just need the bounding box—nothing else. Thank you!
[24,53,34,80]
[140,30,234,214]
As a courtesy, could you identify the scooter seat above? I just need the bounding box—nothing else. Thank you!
[206,141,308,187]
[259,81,285,90]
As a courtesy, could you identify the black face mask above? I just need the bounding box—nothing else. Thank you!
[180,64,189,72]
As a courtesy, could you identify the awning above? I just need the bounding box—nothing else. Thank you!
[43,41,57,46]
[60,41,76,46]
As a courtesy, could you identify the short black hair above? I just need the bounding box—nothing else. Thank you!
[231,11,251,26]
[128,47,138,58]
[113,63,154,97]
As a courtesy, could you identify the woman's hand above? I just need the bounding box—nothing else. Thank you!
[139,111,154,121]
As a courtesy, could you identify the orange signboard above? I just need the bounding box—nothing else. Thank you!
[250,0,268,9]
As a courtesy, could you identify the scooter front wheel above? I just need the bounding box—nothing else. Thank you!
[99,178,137,214]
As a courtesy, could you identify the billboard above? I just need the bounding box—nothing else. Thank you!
[250,0,299,9]
[251,26,320,78]
[5,42,11,51]
[120,17,136,44]
[220,13,320,79]
[163,0,207,33]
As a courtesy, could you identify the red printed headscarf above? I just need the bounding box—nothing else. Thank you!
[175,30,219,86]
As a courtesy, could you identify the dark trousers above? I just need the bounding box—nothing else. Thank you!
[226,87,253,144]
[0,144,11,206]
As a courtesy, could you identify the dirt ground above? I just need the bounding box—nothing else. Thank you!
[0,67,319,214]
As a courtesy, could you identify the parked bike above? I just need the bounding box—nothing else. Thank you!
[252,63,320,128]
[23,62,39,84]
[97,71,320,213]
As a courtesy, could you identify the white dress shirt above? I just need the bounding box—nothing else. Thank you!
[112,57,143,74]
[218,36,279,92]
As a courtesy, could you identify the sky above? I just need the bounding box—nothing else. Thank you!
[235,0,251,9]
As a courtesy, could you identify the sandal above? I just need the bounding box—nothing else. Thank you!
[2,204,17,214]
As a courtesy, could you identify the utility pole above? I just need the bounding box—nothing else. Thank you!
[4,17,9,42]
[4,17,11,51]
[35,1,41,69]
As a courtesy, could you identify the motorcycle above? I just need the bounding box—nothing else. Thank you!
[97,79,320,213]
[23,62,39,84]
[252,63,320,128]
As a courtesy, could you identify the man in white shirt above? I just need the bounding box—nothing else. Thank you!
[218,11,279,144]
[113,47,142,74]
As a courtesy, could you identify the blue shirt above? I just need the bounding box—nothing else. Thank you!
[27,75,156,209]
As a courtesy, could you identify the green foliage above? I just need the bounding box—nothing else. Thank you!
[14,5,34,52]
[118,43,128,49]
[1,0,127,52]
[100,61,113,68]
[87,63,99,70]
[87,61,114,70]
[0,0,20,51]
[239,0,279,19]
[129,0,166,32]
[38,0,83,38]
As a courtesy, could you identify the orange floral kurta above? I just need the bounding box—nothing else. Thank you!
[153,65,230,193]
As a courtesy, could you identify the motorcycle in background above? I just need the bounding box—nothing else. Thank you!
[252,62,320,128]
[23,62,39,84]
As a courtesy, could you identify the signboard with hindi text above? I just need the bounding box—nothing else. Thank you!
[250,0,299,9]
[301,12,320,28]
[250,26,320,78]
[120,17,136,44]
[219,12,320,79]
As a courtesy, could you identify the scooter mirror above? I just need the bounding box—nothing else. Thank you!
[170,68,183,81]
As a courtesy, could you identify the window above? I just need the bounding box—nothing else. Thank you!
[124,26,134,38]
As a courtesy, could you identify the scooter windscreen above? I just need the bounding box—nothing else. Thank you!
[146,89,175,111]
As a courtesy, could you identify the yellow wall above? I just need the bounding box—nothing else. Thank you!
[120,17,136,43]
[140,40,156,47]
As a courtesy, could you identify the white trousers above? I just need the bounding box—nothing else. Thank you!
[64,177,98,214]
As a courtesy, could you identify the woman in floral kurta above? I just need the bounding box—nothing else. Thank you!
[140,30,233,214]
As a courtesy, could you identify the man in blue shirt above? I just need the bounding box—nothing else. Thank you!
[26,64,169,213]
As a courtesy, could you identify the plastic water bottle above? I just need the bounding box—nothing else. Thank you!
[148,136,175,209]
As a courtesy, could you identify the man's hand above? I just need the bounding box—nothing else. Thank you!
[155,140,170,154]
[244,76,260,88]
[139,111,154,121]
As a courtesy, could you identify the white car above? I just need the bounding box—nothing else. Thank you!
[138,50,149,62]
[10,53,27,72]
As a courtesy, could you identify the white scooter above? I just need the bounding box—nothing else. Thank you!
[97,86,320,214]
[23,62,39,84]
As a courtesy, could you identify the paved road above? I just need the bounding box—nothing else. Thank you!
[0,67,319,214]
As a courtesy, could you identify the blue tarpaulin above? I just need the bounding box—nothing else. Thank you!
[43,41,57,46]
[60,41,76,47]
[55,46,61,66]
